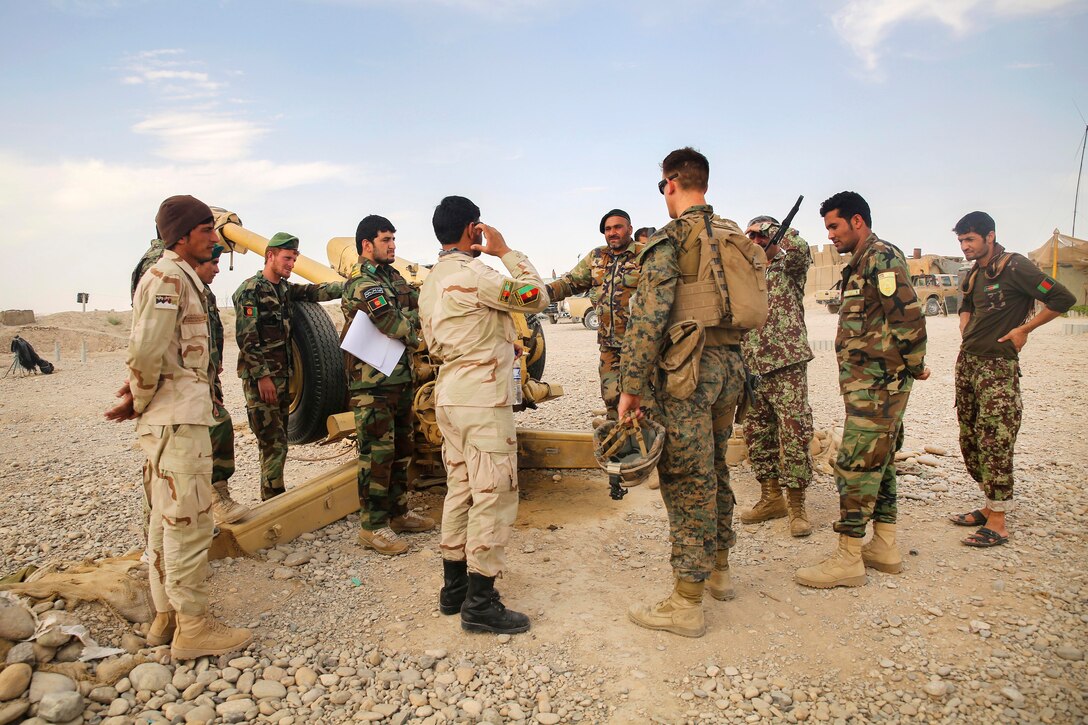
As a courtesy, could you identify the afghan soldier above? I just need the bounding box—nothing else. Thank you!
[105,195,251,660]
[419,196,548,635]
[343,215,435,556]
[949,211,1075,547]
[739,215,815,537]
[634,227,656,244]
[130,236,165,301]
[193,244,250,524]
[546,208,641,419]
[232,233,343,499]
[618,147,751,638]
[795,191,929,589]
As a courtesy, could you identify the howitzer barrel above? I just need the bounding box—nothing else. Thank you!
[219,222,345,285]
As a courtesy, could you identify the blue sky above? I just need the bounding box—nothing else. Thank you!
[1,0,1086,313]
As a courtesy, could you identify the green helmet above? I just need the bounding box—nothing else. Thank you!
[592,417,665,486]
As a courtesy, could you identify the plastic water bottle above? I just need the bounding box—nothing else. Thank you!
[512,361,523,406]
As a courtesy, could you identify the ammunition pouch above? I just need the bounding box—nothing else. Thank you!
[657,320,705,400]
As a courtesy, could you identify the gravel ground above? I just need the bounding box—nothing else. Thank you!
[0,309,1085,724]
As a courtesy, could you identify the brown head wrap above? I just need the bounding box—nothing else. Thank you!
[155,195,213,247]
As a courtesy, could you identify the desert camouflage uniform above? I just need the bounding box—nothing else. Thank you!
[620,205,745,583]
[232,273,343,499]
[343,260,420,531]
[419,248,548,577]
[833,233,927,538]
[129,250,216,616]
[130,239,165,301]
[205,287,235,486]
[741,228,814,490]
[547,243,641,415]
[957,251,1075,511]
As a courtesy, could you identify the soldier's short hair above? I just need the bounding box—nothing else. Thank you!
[819,191,871,229]
[432,196,481,246]
[953,211,996,240]
[661,147,709,192]
[355,215,396,254]
[634,226,655,241]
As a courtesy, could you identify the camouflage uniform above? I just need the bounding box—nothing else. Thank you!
[342,260,420,530]
[957,250,1075,511]
[129,250,216,616]
[547,244,641,414]
[620,205,746,583]
[205,288,235,486]
[418,248,548,577]
[833,233,927,538]
[740,228,814,490]
[232,272,343,499]
[130,239,165,301]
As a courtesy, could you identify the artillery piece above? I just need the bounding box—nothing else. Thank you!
[207,209,598,557]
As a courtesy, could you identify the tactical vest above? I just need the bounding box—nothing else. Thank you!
[668,213,769,345]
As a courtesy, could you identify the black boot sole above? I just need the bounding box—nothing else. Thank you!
[460,619,531,634]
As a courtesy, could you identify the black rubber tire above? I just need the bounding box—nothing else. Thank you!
[924,297,940,316]
[583,309,600,331]
[526,315,547,381]
[287,301,346,444]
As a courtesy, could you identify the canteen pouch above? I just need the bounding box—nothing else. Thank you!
[657,320,705,400]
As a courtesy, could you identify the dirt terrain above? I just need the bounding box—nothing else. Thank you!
[0,309,1085,724]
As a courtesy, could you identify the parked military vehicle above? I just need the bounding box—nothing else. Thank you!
[911,273,960,315]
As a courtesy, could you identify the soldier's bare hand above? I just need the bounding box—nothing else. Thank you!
[998,327,1028,352]
[104,392,136,422]
[915,367,931,381]
[258,376,278,405]
[470,223,511,258]
[617,393,643,421]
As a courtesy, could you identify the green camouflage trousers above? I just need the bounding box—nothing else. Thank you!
[833,388,909,538]
[654,345,744,583]
[742,362,813,490]
[210,402,236,485]
[600,347,621,417]
[243,376,289,500]
[352,384,413,530]
[955,351,1021,511]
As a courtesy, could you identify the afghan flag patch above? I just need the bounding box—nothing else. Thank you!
[242,305,255,317]
[367,294,389,313]
[516,285,540,306]
[499,280,514,304]
[1037,277,1055,295]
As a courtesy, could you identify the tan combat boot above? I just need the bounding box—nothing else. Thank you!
[627,579,706,637]
[786,487,813,537]
[795,534,866,588]
[740,478,787,524]
[358,527,408,555]
[861,522,903,574]
[146,611,176,647]
[389,511,436,534]
[171,613,253,660]
[708,550,735,601]
[211,481,251,525]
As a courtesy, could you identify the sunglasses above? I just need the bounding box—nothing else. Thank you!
[658,173,678,195]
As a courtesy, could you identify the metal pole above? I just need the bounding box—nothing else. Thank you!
[81,340,87,364]
[54,342,61,362]
[1074,124,1087,239]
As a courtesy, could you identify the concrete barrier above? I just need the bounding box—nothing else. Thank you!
[1,310,35,325]
[1062,323,1088,335]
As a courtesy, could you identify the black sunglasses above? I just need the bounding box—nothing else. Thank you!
[658,173,678,195]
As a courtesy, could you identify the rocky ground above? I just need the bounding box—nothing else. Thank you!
[0,309,1085,724]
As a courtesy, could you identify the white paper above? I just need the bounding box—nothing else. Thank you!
[340,310,406,378]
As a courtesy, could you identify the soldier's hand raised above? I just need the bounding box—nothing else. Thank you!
[471,223,511,258]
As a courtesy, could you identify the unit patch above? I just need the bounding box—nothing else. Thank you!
[877,271,897,297]
[363,286,390,315]
[154,294,179,310]
[1037,277,1055,295]
[499,279,515,304]
[242,305,255,318]
[516,285,540,306]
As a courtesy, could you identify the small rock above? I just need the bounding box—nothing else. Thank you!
[215,698,255,717]
[1055,646,1083,661]
[455,666,476,685]
[228,656,256,669]
[923,681,947,697]
[496,634,511,644]
[28,672,76,703]
[272,567,295,580]
[95,654,144,685]
[1001,686,1025,706]
[120,633,143,654]
[294,667,318,688]
[129,662,171,693]
[262,666,286,681]
[37,690,84,723]
[460,698,482,717]
[0,606,35,642]
[36,629,71,649]
[916,454,940,467]
[185,704,215,723]
[87,686,117,705]
[922,444,947,456]
[252,680,287,700]
[0,663,32,701]
[0,699,29,725]
[283,552,311,567]
[4,642,35,666]
[537,714,560,725]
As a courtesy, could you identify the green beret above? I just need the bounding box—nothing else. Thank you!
[268,232,299,250]
[210,244,225,261]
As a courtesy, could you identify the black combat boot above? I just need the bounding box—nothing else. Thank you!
[460,573,531,634]
[439,559,469,615]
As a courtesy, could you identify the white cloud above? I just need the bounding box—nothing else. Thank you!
[133,113,267,162]
[832,0,1082,71]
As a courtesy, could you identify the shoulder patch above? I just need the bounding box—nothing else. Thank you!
[242,305,255,318]
[1037,277,1055,295]
[515,284,540,306]
[499,279,515,304]
[877,271,897,297]
[367,292,390,315]
[363,286,386,301]
[154,294,178,310]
